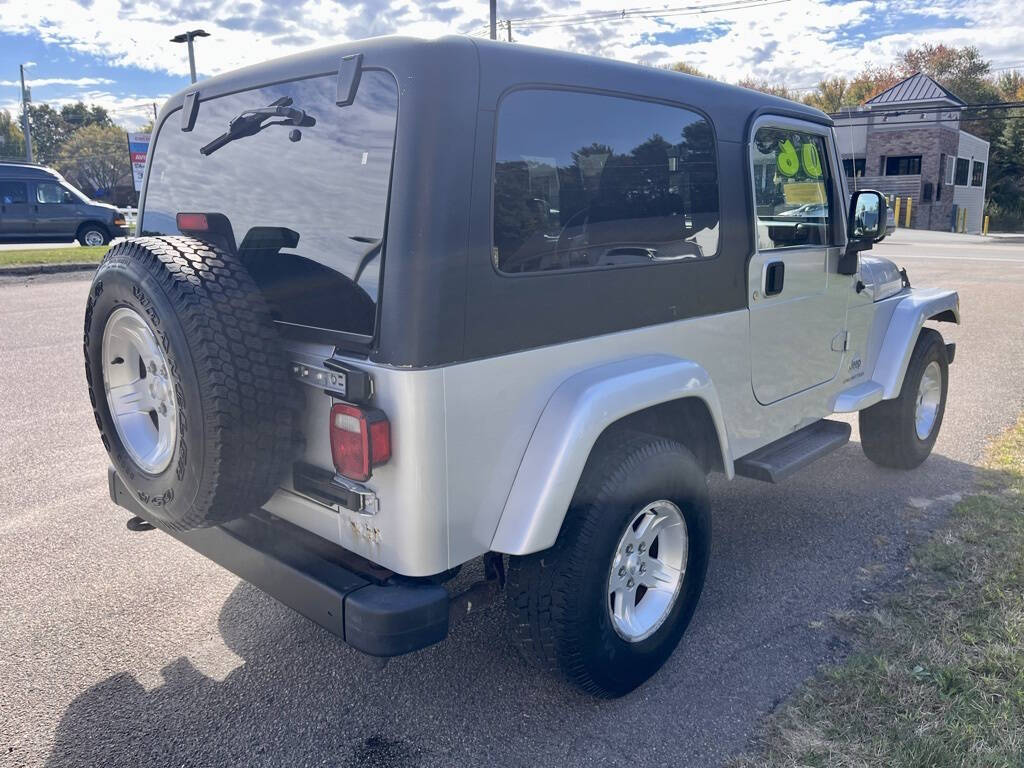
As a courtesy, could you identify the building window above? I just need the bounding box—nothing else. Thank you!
[954,157,970,186]
[884,155,921,176]
[943,154,954,185]
[972,160,985,187]
[842,158,865,178]
[493,89,720,273]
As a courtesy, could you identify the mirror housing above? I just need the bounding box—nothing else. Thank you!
[839,190,887,275]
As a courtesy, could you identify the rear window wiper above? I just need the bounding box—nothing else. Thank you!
[200,96,316,156]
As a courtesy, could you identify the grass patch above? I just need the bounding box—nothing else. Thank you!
[734,416,1024,768]
[0,246,107,267]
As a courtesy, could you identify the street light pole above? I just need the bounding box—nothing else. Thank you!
[19,64,32,163]
[170,30,210,84]
[490,0,497,39]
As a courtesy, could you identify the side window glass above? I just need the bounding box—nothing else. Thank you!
[0,181,28,204]
[493,89,720,274]
[36,182,71,204]
[751,127,834,250]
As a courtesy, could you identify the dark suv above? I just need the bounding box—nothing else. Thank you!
[0,162,127,245]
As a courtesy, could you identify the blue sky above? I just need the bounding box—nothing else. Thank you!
[1,0,1021,130]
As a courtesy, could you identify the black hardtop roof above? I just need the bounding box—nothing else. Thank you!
[0,162,62,180]
[160,34,831,139]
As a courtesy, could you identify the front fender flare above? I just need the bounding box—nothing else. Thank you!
[489,355,731,556]
[873,288,960,399]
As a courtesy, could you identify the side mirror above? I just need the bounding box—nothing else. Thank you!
[838,190,887,275]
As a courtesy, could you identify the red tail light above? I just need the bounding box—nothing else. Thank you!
[330,403,391,482]
[176,212,209,231]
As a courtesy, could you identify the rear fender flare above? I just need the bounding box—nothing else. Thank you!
[489,355,731,556]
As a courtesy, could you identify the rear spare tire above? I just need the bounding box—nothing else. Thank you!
[83,236,294,531]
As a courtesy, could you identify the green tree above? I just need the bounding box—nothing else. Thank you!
[736,77,797,101]
[54,123,130,201]
[0,109,25,160]
[898,44,997,104]
[26,104,72,164]
[804,77,849,113]
[667,62,711,78]
[59,102,112,130]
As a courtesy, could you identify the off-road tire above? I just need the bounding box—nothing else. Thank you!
[860,327,948,469]
[84,236,295,531]
[78,223,110,246]
[505,435,711,697]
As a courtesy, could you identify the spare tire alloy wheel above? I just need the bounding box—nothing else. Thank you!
[102,307,178,474]
[84,236,295,532]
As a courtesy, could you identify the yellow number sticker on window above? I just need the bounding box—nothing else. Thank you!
[776,139,800,177]
[801,142,823,178]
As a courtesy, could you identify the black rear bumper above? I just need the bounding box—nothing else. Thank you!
[108,467,449,656]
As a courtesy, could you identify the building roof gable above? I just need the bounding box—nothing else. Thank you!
[865,72,966,107]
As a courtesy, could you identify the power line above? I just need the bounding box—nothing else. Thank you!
[468,0,788,36]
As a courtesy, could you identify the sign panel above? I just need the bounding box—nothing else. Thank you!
[126,133,151,192]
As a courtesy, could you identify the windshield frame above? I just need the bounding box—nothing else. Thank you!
[139,67,400,355]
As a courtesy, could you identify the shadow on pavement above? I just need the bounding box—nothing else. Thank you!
[44,445,978,768]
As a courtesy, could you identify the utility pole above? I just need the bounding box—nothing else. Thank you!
[489,0,497,39]
[19,64,32,163]
[506,19,513,42]
[170,29,210,84]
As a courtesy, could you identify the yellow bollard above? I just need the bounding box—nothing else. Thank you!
[893,197,901,228]
[905,197,912,228]
[983,215,990,235]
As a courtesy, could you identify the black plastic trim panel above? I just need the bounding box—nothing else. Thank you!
[108,467,449,656]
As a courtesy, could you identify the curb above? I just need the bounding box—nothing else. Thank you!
[0,262,99,277]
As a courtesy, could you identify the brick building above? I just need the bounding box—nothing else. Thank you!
[832,73,989,233]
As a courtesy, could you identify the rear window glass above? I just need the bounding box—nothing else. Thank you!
[141,70,398,339]
[493,89,719,274]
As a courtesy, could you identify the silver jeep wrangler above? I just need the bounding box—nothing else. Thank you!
[88,36,959,697]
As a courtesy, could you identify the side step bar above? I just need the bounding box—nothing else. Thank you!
[734,419,851,483]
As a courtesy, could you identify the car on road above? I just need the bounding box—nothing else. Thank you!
[87,36,960,697]
[0,162,128,245]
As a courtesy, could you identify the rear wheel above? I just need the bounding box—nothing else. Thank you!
[84,236,295,531]
[860,328,949,469]
[505,435,711,697]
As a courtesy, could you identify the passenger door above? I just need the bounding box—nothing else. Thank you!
[747,119,851,404]
[0,180,34,235]
[32,181,81,236]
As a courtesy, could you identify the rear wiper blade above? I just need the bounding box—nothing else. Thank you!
[200,96,316,156]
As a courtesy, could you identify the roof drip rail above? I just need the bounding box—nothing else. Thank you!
[336,53,363,107]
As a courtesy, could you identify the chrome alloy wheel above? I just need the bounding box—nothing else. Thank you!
[83,229,105,246]
[608,500,688,643]
[914,360,942,440]
[102,307,178,474]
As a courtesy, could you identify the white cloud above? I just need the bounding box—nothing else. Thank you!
[0,0,1020,96]
[0,77,116,88]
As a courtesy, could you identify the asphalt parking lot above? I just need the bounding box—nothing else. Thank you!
[2,231,1023,768]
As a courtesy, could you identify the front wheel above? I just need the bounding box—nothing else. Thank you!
[505,435,711,697]
[78,224,110,247]
[860,327,949,469]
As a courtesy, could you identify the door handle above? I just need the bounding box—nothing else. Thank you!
[764,261,785,296]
